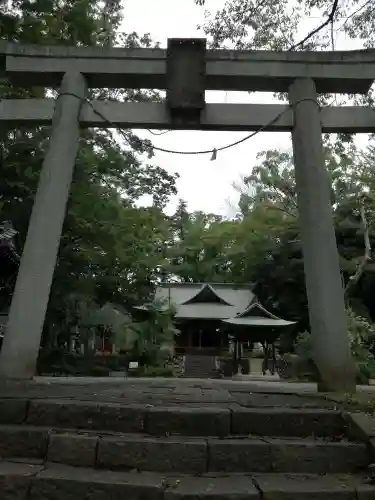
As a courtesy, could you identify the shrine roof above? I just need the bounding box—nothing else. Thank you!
[223,317,295,327]
[137,283,294,323]
[136,282,256,320]
[222,302,295,327]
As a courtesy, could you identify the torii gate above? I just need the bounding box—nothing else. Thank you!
[1,38,374,391]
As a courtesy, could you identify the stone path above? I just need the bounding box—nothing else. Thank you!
[0,376,336,408]
[0,376,374,408]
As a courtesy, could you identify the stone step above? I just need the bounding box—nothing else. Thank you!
[0,461,373,500]
[184,367,214,372]
[184,355,216,378]
[0,398,348,437]
[185,360,213,366]
[183,369,216,378]
[184,368,212,371]
[0,426,369,474]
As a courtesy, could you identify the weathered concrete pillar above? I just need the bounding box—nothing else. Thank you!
[288,78,356,392]
[0,71,86,379]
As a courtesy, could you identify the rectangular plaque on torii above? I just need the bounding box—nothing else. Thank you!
[166,38,206,124]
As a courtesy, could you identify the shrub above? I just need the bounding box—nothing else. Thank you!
[293,316,375,385]
[294,331,312,357]
[139,366,174,377]
[294,309,375,362]
[90,365,111,377]
[37,348,129,376]
[357,358,375,384]
[346,307,375,359]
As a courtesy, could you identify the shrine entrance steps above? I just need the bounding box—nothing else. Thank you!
[0,378,374,499]
[183,354,217,378]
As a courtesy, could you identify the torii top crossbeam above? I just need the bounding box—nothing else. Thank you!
[1,39,375,94]
[1,38,375,133]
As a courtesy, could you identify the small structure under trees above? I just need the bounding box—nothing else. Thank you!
[223,302,295,375]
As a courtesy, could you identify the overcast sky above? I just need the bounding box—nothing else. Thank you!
[120,0,366,216]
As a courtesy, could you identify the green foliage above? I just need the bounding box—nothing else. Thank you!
[357,359,375,383]
[295,309,375,362]
[291,302,373,383]
[138,366,175,378]
[293,326,375,385]
[293,309,375,383]
[130,300,179,363]
[37,349,128,376]
[346,307,375,360]
[196,0,375,55]
[294,331,312,357]
[0,0,177,340]
[166,204,241,283]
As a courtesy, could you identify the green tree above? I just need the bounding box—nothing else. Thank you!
[196,0,375,52]
[233,139,375,327]
[166,204,242,282]
[0,0,177,347]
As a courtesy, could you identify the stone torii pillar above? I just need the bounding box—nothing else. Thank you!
[0,71,86,379]
[288,78,356,392]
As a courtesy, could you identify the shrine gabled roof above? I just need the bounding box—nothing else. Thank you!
[136,282,256,320]
[236,302,281,319]
[181,283,233,306]
[155,282,254,308]
[222,302,296,327]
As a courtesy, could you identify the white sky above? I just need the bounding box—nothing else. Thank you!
[120,0,367,216]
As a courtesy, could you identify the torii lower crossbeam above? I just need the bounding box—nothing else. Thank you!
[1,100,375,132]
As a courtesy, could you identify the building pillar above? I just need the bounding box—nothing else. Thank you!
[0,71,86,379]
[288,78,356,392]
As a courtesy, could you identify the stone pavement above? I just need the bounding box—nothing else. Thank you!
[34,375,375,393]
[0,376,334,407]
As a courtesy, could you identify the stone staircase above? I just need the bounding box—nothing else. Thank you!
[183,354,216,378]
[0,383,375,499]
